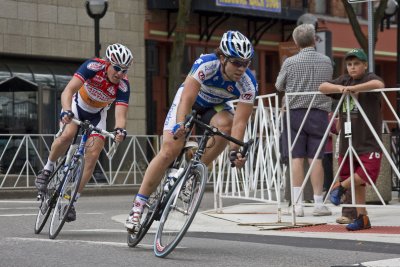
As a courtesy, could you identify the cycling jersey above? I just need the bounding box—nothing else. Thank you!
[73,58,130,114]
[164,53,258,131]
[187,53,258,107]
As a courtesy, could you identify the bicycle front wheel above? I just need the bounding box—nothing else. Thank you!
[49,156,84,239]
[154,162,207,258]
[34,157,65,234]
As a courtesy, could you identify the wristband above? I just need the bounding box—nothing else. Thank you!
[172,122,184,134]
[60,110,74,120]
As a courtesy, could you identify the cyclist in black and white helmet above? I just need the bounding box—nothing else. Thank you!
[35,43,133,223]
[125,31,258,232]
[106,43,133,69]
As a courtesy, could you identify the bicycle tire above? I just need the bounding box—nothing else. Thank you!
[154,162,207,258]
[127,196,160,247]
[34,157,66,234]
[49,156,84,239]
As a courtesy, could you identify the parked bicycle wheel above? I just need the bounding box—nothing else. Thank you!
[34,157,65,234]
[49,156,84,239]
[127,187,161,247]
[154,162,207,258]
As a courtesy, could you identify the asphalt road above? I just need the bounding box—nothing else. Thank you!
[0,193,399,267]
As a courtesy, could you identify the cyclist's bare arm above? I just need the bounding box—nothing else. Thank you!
[229,101,253,167]
[60,76,83,123]
[114,104,128,143]
[174,76,200,138]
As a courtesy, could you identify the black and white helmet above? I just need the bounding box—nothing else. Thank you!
[219,31,254,60]
[105,43,133,68]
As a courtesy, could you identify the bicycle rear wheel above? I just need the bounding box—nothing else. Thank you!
[34,157,65,234]
[154,162,207,258]
[49,156,84,239]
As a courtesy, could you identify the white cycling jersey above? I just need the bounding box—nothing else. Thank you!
[164,53,258,131]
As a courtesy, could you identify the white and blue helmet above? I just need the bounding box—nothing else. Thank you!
[219,31,254,60]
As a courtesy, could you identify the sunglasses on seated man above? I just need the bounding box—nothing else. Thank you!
[228,58,251,68]
[111,63,129,74]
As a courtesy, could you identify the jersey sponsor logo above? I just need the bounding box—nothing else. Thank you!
[201,86,235,99]
[198,70,205,81]
[194,58,203,65]
[204,63,218,72]
[85,85,114,103]
[92,75,104,83]
[107,86,116,95]
[242,93,253,100]
[198,91,223,104]
[87,62,104,72]
[227,85,234,92]
[119,81,128,92]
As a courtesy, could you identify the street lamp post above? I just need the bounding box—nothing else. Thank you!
[85,0,108,58]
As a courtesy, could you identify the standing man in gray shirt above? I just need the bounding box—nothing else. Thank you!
[275,23,333,217]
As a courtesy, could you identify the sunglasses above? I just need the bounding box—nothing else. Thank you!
[111,64,129,74]
[228,58,251,68]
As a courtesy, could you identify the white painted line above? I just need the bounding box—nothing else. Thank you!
[0,200,38,204]
[0,212,102,217]
[63,229,127,233]
[0,207,37,210]
[361,257,400,267]
[6,237,149,248]
[0,214,37,217]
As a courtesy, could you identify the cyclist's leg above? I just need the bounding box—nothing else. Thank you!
[125,132,185,229]
[200,109,233,165]
[78,134,105,193]
[35,123,78,192]
[126,87,185,229]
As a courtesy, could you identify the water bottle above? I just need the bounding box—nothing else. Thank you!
[164,167,184,192]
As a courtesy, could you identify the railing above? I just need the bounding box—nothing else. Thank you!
[1,89,400,223]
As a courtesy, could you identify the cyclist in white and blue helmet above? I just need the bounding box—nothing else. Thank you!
[125,31,258,232]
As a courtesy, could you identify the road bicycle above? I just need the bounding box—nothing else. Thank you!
[127,111,253,258]
[34,118,117,239]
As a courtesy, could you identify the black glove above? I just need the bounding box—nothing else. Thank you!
[229,149,239,167]
[114,128,127,140]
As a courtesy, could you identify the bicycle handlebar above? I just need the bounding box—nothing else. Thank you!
[181,111,254,166]
[55,118,119,158]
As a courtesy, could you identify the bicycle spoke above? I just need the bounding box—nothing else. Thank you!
[49,157,84,239]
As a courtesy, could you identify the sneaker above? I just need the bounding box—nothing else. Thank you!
[35,169,51,192]
[65,206,76,222]
[336,216,353,224]
[330,182,346,206]
[346,214,371,231]
[312,205,332,216]
[125,199,144,232]
[125,210,142,232]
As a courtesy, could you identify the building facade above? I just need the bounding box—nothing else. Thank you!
[0,0,398,136]
[0,0,146,135]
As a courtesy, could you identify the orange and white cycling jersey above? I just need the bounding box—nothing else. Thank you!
[73,58,130,113]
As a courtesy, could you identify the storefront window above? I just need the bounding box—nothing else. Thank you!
[0,59,80,134]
